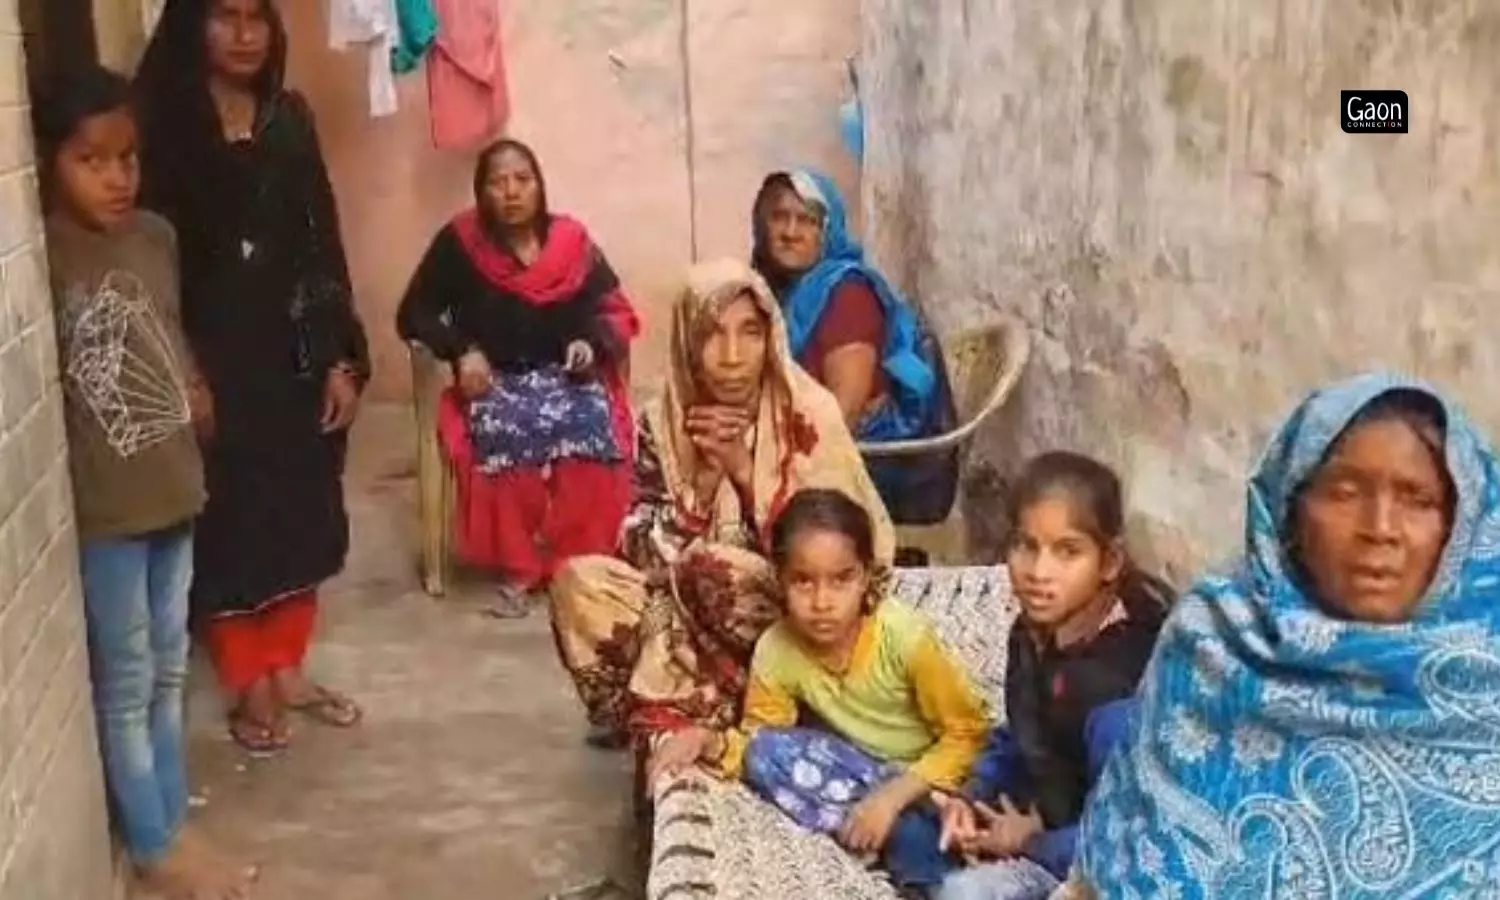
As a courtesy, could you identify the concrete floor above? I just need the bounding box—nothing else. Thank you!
[179,404,638,900]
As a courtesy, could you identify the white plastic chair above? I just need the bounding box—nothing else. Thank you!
[857,314,1031,564]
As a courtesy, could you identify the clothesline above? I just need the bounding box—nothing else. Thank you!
[325,0,510,150]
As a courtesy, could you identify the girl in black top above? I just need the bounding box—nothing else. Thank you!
[933,452,1171,900]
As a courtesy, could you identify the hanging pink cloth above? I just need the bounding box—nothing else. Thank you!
[428,0,511,150]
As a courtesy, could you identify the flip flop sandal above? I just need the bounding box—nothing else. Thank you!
[286,686,364,728]
[484,585,534,619]
[227,711,288,758]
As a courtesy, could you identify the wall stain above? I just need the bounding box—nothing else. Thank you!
[861,0,1500,571]
[546,0,676,48]
[1164,55,1204,112]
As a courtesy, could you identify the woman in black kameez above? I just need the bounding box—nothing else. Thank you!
[137,0,369,754]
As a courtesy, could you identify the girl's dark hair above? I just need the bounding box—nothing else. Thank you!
[30,65,135,168]
[1010,451,1127,545]
[473,138,550,245]
[770,489,875,569]
[1009,451,1174,618]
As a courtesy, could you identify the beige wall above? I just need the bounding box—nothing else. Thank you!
[92,0,148,72]
[861,1,1500,579]
[0,4,119,899]
[285,0,862,400]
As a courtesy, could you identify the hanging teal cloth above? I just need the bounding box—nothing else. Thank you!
[391,0,439,75]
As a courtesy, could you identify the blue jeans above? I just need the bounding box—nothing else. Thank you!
[80,525,194,864]
[944,698,1138,891]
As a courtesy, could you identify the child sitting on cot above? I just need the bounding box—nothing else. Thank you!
[933,451,1172,900]
[648,488,992,896]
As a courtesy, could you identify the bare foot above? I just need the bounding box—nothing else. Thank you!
[137,831,257,899]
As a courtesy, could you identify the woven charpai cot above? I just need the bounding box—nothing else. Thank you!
[645,567,1018,900]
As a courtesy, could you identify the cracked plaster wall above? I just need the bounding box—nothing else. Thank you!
[860,0,1500,579]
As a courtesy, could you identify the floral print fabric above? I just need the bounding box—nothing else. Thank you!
[744,727,896,833]
[467,365,622,473]
[546,414,783,736]
[549,260,894,742]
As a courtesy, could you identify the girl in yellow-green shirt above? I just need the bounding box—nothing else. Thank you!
[650,488,991,894]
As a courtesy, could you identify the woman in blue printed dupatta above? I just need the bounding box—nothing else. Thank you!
[1072,372,1500,899]
[751,170,952,522]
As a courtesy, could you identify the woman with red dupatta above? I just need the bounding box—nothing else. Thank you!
[398,139,639,617]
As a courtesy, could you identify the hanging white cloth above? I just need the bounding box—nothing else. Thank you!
[327,0,401,118]
[141,0,166,36]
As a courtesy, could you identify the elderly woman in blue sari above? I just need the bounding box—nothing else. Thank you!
[751,170,951,521]
[1071,372,1500,899]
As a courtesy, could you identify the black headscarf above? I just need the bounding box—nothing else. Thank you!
[135,0,290,204]
[134,0,297,261]
[136,0,288,126]
[132,0,363,384]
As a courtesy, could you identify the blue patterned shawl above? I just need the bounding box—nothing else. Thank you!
[1078,372,1500,899]
[761,170,937,442]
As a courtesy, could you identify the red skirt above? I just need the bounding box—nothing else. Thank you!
[436,382,632,586]
[203,591,319,693]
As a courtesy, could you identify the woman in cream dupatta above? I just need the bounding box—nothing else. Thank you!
[550,258,894,746]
